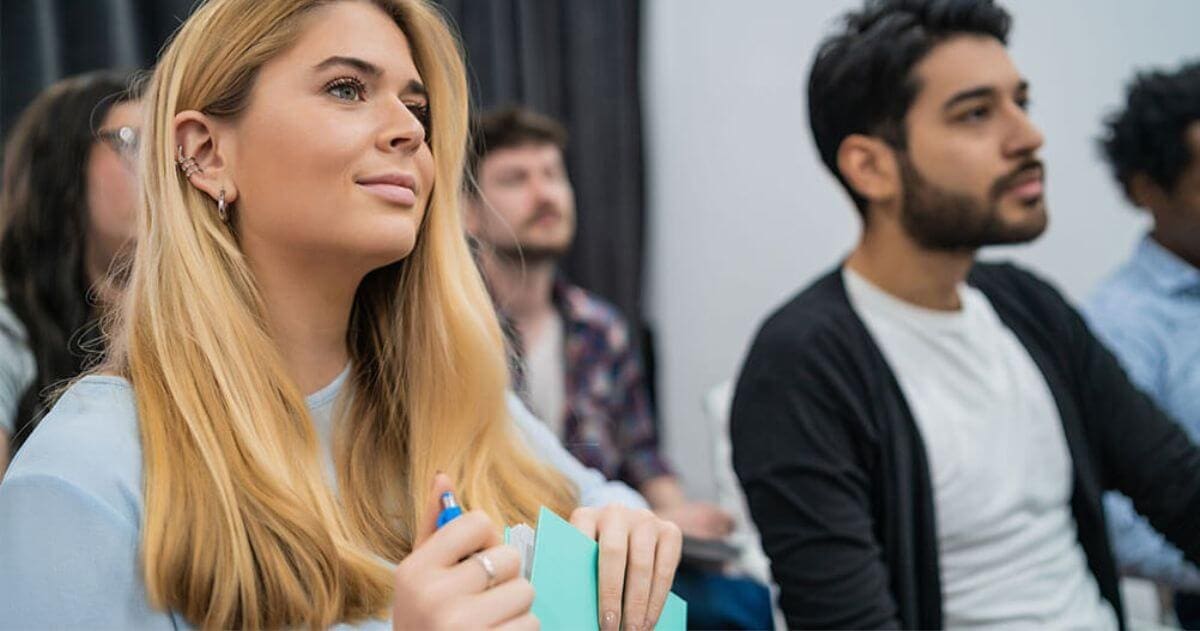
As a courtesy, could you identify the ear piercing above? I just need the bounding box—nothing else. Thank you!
[176,145,203,177]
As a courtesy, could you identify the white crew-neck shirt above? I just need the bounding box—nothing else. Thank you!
[843,267,1117,630]
[524,310,567,437]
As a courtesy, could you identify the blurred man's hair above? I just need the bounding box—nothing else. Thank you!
[468,106,568,182]
[1101,59,1200,203]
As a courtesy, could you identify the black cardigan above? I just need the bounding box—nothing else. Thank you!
[731,262,1200,629]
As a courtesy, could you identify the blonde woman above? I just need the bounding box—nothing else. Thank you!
[0,0,681,629]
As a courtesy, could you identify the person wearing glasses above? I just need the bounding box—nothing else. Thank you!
[0,70,142,471]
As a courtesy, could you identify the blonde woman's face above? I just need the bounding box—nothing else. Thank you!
[228,0,435,272]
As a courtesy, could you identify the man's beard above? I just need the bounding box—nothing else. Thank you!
[491,242,568,265]
[489,203,572,264]
[898,154,1048,251]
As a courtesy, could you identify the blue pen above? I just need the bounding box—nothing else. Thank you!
[436,492,463,529]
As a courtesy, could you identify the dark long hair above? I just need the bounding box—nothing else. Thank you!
[0,70,138,451]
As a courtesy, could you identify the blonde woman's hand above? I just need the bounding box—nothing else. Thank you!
[393,474,539,631]
[570,505,683,631]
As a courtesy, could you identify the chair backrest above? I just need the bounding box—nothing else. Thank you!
[703,379,786,629]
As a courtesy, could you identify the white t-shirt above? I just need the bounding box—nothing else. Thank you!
[843,268,1117,630]
[524,310,567,438]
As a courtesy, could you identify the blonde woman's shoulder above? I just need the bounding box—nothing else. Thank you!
[0,375,180,630]
[1,375,144,527]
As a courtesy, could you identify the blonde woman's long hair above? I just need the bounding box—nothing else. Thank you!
[108,0,578,627]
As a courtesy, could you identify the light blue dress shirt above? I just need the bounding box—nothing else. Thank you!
[0,368,646,629]
[1084,236,1200,592]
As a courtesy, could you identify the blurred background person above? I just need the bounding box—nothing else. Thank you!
[466,107,773,629]
[466,106,732,540]
[1087,59,1200,628]
[0,70,141,471]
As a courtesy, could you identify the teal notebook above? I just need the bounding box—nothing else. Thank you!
[506,507,687,630]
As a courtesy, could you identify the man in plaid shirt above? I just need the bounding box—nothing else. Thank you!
[466,107,733,540]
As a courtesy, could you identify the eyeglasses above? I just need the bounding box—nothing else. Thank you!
[96,126,140,166]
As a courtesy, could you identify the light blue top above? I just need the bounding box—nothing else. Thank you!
[0,284,37,435]
[0,368,646,629]
[1084,236,1200,592]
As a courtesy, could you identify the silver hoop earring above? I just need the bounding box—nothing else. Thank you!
[217,188,228,223]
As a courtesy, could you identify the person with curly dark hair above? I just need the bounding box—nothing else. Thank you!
[0,70,141,472]
[1084,59,1200,626]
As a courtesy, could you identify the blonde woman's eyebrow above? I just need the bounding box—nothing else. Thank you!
[401,79,427,97]
[313,55,383,77]
[315,56,427,97]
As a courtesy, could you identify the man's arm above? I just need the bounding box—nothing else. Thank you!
[606,323,674,490]
[1083,304,1200,590]
[640,474,734,540]
[1104,493,1200,591]
[732,349,899,629]
[1066,300,1200,565]
[507,392,649,510]
[640,475,686,509]
[603,326,736,537]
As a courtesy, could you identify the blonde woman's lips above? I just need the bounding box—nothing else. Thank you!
[357,172,418,207]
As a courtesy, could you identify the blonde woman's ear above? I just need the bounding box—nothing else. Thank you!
[173,110,238,204]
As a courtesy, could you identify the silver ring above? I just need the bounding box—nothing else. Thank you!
[473,552,497,589]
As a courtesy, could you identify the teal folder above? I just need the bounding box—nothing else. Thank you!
[517,507,687,631]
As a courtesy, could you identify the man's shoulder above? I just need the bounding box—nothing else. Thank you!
[1083,259,1174,365]
[559,282,624,327]
[743,268,869,374]
[557,282,634,349]
[970,259,1058,294]
[1087,257,1169,323]
[969,260,1078,318]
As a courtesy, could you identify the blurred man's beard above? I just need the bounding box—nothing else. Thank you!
[492,243,569,265]
[898,154,1047,251]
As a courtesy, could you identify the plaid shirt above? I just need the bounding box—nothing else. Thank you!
[508,279,673,490]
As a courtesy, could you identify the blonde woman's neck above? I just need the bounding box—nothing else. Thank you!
[244,243,357,396]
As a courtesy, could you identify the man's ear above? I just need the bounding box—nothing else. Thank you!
[1127,173,1168,213]
[174,110,239,204]
[837,134,901,208]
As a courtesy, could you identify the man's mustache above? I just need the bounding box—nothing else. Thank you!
[523,204,564,228]
[990,159,1045,200]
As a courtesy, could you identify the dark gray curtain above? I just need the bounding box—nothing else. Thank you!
[2,0,647,322]
[1,0,197,138]
[437,0,646,322]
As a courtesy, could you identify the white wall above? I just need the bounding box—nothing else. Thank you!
[643,0,1200,499]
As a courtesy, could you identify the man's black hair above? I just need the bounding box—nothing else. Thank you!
[1100,60,1200,203]
[808,0,1011,215]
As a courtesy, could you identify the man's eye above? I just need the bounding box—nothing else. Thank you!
[961,105,990,122]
